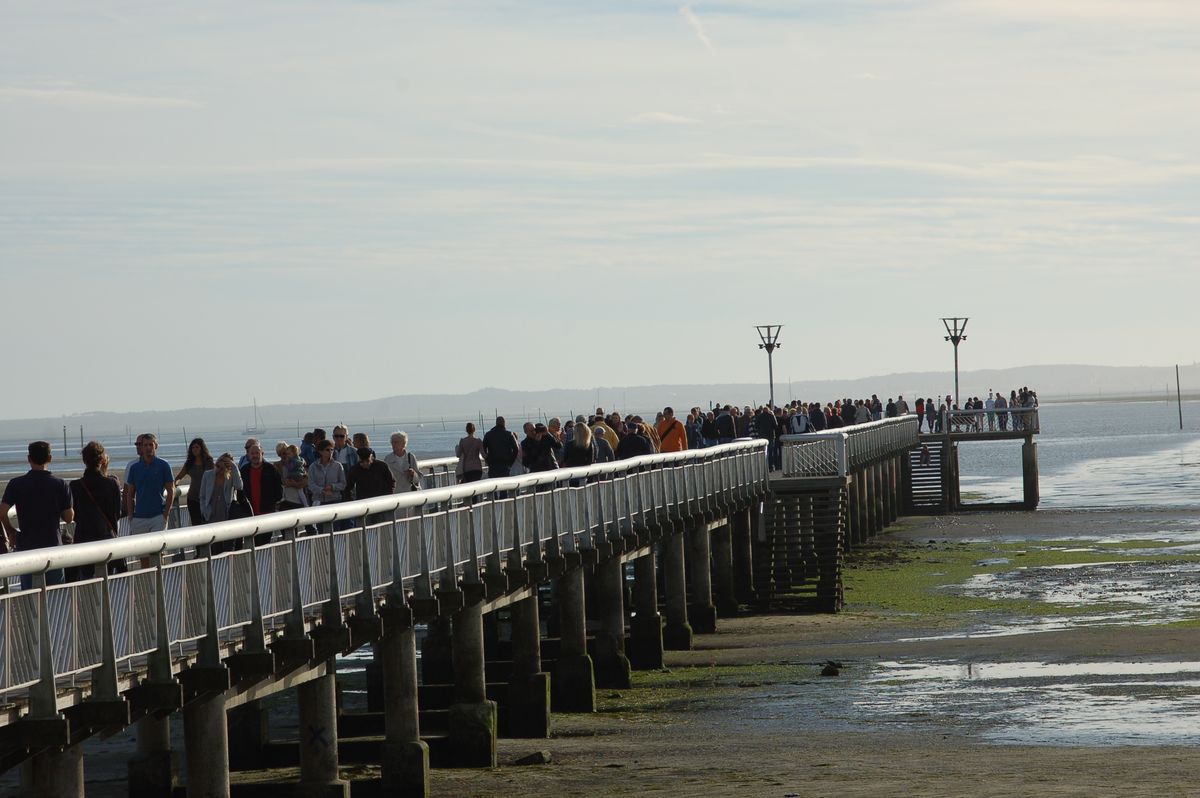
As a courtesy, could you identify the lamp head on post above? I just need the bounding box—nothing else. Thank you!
[940,317,969,407]
[755,325,783,408]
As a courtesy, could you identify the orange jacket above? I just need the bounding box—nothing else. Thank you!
[656,417,688,452]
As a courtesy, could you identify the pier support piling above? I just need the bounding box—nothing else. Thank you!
[297,670,350,797]
[1022,440,1040,510]
[732,507,755,605]
[129,714,178,798]
[507,595,551,738]
[593,554,632,689]
[687,521,717,633]
[183,692,231,798]
[710,521,738,618]
[628,550,664,670]
[380,606,429,797]
[20,743,83,798]
[552,567,596,712]
[662,527,693,650]
[448,600,498,767]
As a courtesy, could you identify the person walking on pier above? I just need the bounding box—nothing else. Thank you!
[656,407,689,453]
[925,398,937,434]
[175,438,213,527]
[125,433,175,536]
[1,441,74,589]
[347,447,395,501]
[69,441,124,579]
[914,397,925,431]
[896,395,910,416]
[240,443,282,518]
[483,417,520,478]
[308,439,347,504]
[384,432,421,492]
[995,392,1009,430]
[522,423,563,472]
[331,424,357,478]
[455,423,486,483]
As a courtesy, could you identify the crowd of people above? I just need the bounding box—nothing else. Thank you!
[0,388,1039,584]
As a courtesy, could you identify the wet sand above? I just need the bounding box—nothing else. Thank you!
[434,509,1200,797]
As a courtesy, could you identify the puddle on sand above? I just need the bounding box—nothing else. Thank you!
[860,660,1200,746]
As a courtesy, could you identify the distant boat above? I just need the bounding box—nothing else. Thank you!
[243,398,266,436]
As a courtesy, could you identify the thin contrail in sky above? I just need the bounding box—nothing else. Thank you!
[679,5,713,50]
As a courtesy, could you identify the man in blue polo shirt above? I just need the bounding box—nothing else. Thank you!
[0,440,74,589]
[124,433,175,535]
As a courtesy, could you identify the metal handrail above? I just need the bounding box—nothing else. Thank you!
[779,416,919,477]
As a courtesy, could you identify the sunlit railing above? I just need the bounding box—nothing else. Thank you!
[930,407,1039,435]
[779,416,919,477]
[0,440,767,709]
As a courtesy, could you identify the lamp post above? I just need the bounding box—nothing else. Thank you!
[941,317,968,407]
[755,325,783,409]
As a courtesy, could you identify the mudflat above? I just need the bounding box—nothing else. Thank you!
[433,509,1200,797]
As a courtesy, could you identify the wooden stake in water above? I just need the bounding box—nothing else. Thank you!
[1177,364,1184,430]
[62,425,67,456]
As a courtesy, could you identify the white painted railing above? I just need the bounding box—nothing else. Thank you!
[0,440,767,714]
[780,416,919,477]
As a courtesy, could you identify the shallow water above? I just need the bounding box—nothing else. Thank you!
[859,659,1200,746]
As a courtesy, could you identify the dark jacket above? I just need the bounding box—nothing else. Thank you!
[521,435,562,473]
[70,469,121,544]
[594,438,615,463]
[483,426,520,468]
[347,460,396,501]
[240,462,283,515]
[714,412,736,440]
[563,440,597,468]
[616,432,654,460]
[754,410,778,441]
[809,407,826,431]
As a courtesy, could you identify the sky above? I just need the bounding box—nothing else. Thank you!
[1,1,1198,418]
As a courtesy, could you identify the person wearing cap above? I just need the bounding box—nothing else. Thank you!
[521,423,562,472]
[616,423,653,460]
[346,447,395,503]
[591,416,619,451]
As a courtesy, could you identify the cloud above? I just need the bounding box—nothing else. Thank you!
[630,111,700,125]
[0,86,200,109]
[679,5,713,50]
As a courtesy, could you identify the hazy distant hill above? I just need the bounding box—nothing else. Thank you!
[3,363,1197,439]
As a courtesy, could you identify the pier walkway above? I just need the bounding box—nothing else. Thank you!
[0,411,1038,795]
[0,442,768,796]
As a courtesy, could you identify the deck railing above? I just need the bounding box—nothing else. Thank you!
[779,416,919,477]
[925,407,1039,435]
[0,440,767,711]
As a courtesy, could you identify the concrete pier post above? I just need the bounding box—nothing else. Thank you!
[129,714,178,798]
[227,701,269,771]
[380,607,429,797]
[593,554,632,689]
[710,521,738,617]
[420,616,454,685]
[872,463,885,532]
[297,671,350,797]
[507,595,550,737]
[20,743,83,798]
[867,465,880,534]
[183,693,231,798]
[1022,440,1040,509]
[662,527,693,650]
[686,522,717,633]
[552,567,596,712]
[448,600,498,767]
[628,551,664,670]
[862,466,875,537]
[733,506,755,605]
[847,476,862,547]
[883,458,892,525]
[900,449,914,515]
